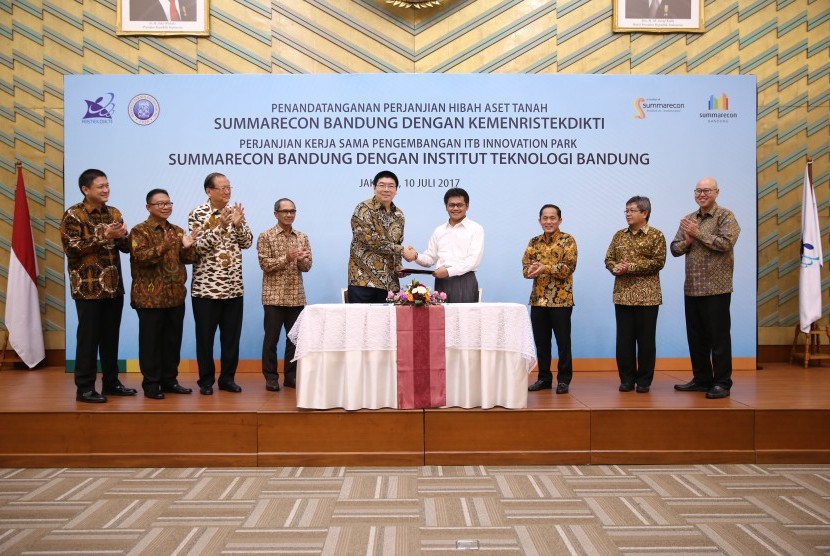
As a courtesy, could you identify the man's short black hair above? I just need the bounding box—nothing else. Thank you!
[539,204,561,218]
[146,188,169,204]
[78,169,106,193]
[372,170,399,188]
[444,188,469,205]
[203,172,226,191]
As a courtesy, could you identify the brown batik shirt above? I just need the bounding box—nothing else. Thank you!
[347,196,405,291]
[257,225,312,307]
[61,201,129,300]
[670,203,740,296]
[129,218,198,309]
[522,230,578,307]
[604,224,666,306]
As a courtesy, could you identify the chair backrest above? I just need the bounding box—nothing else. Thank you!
[477,288,483,302]
[341,288,348,304]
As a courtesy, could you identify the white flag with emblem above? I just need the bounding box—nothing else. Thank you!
[799,161,823,333]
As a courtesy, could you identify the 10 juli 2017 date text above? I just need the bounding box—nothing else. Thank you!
[360,178,460,188]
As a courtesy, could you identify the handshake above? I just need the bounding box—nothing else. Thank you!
[402,245,418,262]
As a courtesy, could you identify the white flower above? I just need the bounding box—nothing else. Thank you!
[414,286,428,295]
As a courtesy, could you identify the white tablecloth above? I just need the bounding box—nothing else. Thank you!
[288,303,536,410]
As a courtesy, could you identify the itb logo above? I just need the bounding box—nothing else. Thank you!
[128,94,160,126]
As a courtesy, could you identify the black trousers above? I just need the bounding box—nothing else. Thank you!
[615,304,659,387]
[262,305,304,383]
[347,285,388,303]
[74,297,124,394]
[434,272,479,303]
[685,293,733,389]
[191,296,243,388]
[136,305,185,393]
[530,306,573,385]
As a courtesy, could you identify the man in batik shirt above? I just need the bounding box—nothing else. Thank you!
[670,177,740,399]
[188,172,253,395]
[523,204,578,395]
[605,196,666,394]
[130,188,198,399]
[61,168,137,403]
[347,170,416,303]
[258,198,312,391]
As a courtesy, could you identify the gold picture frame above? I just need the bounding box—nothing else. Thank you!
[117,0,210,36]
[613,0,704,33]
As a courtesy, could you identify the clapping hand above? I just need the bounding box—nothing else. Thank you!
[105,220,128,239]
[182,228,199,249]
[612,259,628,275]
[679,217,697,245]
[230,203,245,228]
[527,261,545,278]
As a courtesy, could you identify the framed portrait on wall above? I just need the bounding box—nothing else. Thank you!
[117,0,210,36]
[613,0,704,33]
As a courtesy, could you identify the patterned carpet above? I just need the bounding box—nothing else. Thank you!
[0,465,828,555]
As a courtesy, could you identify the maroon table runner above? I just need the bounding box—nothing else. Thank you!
[395,305,446,409]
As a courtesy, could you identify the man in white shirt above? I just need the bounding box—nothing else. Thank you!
[409,188,484,303]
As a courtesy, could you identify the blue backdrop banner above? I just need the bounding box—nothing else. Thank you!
[64,74,757,364]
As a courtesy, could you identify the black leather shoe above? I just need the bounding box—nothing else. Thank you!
[619,383,635,392]
[199,385,214,395]
[636,385,650,393]
[162,384,192,394]
[555,382,569,394]
[76,390,107,403]
[103,384,138,396]
[144,390,165,400]
[674,380,710,392]
[218,382,242,393]
[265,380,280,392]
[705,385,730,399]
[283,379,296,389]
[528,380,552,392]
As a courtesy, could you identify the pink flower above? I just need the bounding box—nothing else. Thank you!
[439,292,447,301]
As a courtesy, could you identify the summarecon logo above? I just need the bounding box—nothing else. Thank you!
[700,93,737,123]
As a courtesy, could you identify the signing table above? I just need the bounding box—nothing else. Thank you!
[288,303,536,410]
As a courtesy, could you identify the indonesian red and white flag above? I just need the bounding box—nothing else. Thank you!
[799,160,823,333]
[5,165,44,367]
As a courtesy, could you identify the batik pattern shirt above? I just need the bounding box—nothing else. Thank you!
[257,225,312,307]
[61,201,129,300]
[604,225,666,306]
[188,200,253,299]
[348,196,405,291]
[670,204,740,296]
[522,231,578,307]
[129,218,198,309]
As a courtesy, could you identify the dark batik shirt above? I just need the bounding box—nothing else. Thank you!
[61,201,129,300]
[522,230,578,308]
[604,225,666,306]
[129,218,198,309]
[348,196,405,291]
[670,204,740,296]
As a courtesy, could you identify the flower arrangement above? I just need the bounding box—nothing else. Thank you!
[387,279,447,306]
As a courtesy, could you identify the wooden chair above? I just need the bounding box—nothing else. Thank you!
[790,323,830,368]
[0,328,25,371]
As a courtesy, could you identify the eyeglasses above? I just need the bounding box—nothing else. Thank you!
[447,203,466,209]
[623,209,642,214]
[148,201,173,208]
[276,209,297,215]
[211,186,232,192]
[694,188,717,196]
[375,182,397,190]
